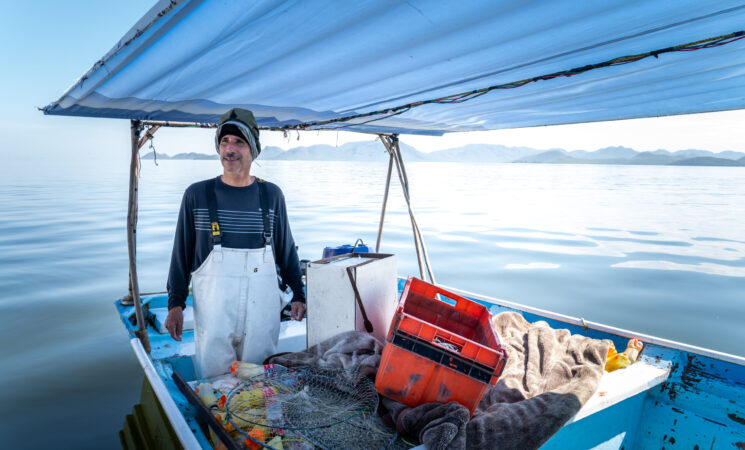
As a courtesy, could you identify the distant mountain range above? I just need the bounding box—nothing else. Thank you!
[141,143,745,166]
[143,151,218,160]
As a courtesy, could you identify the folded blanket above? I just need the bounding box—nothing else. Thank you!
[269,312,610,449]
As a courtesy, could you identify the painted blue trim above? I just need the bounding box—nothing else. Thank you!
[543,391,647,449]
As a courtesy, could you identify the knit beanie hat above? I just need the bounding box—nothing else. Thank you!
[218,124,243,142]
[215,108,261,159]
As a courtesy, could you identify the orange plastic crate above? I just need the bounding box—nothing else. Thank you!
[375,277,508,415]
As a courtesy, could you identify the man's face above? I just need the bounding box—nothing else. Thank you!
[219,134,253,176]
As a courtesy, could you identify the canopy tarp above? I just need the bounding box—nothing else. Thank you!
[43,0,745,135]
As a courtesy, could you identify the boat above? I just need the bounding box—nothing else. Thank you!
[43,1,745,448]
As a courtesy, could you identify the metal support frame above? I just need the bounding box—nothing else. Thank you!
[139,120,217,129]
[375,150,394,253]
[377,134,435,284]
[128,120,151,352]
[123,121,434,354]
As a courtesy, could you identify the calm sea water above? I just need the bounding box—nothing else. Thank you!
[1,159,743,448]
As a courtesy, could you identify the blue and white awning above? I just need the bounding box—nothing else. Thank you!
[44,0,745,135]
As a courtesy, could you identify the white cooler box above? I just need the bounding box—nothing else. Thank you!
[306,253,397,347]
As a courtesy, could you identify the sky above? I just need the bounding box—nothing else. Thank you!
[1,0,744,163]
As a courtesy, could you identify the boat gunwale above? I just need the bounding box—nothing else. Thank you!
[129,337,203,450]
[128,281,745,368]
[437,282,745,367]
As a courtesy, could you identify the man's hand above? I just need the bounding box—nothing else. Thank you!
[165,306,184,341]
[290,301,306,321]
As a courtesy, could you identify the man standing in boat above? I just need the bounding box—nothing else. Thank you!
[164,108,305,379]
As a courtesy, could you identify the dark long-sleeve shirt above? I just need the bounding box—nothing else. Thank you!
[167,176,304,310]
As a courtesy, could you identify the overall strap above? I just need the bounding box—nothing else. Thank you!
[205,178,221,247]
[257,178,272,247]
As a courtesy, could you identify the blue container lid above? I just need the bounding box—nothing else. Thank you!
[322,240,372,258]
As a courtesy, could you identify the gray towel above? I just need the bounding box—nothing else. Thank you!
[387,312,611,449]
[267,329,383,378]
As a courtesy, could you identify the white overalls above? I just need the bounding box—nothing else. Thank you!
[191,179,290,379]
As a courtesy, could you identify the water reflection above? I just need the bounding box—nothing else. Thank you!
[1,159,744,449]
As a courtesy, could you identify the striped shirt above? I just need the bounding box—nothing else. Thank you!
[193,208,275,235]
[167,176,304,310]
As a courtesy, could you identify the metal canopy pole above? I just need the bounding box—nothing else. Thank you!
[392,136,436,284]
[375,135,394,253]
[128,119,150,353]
[378,135,435,283]
[139,120,216,129]
[379,135,423,278]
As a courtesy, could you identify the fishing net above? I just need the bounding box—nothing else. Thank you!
[293,411,414,449]
[223,366,413,449]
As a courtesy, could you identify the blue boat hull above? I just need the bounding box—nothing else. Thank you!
[116,280,745,449]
